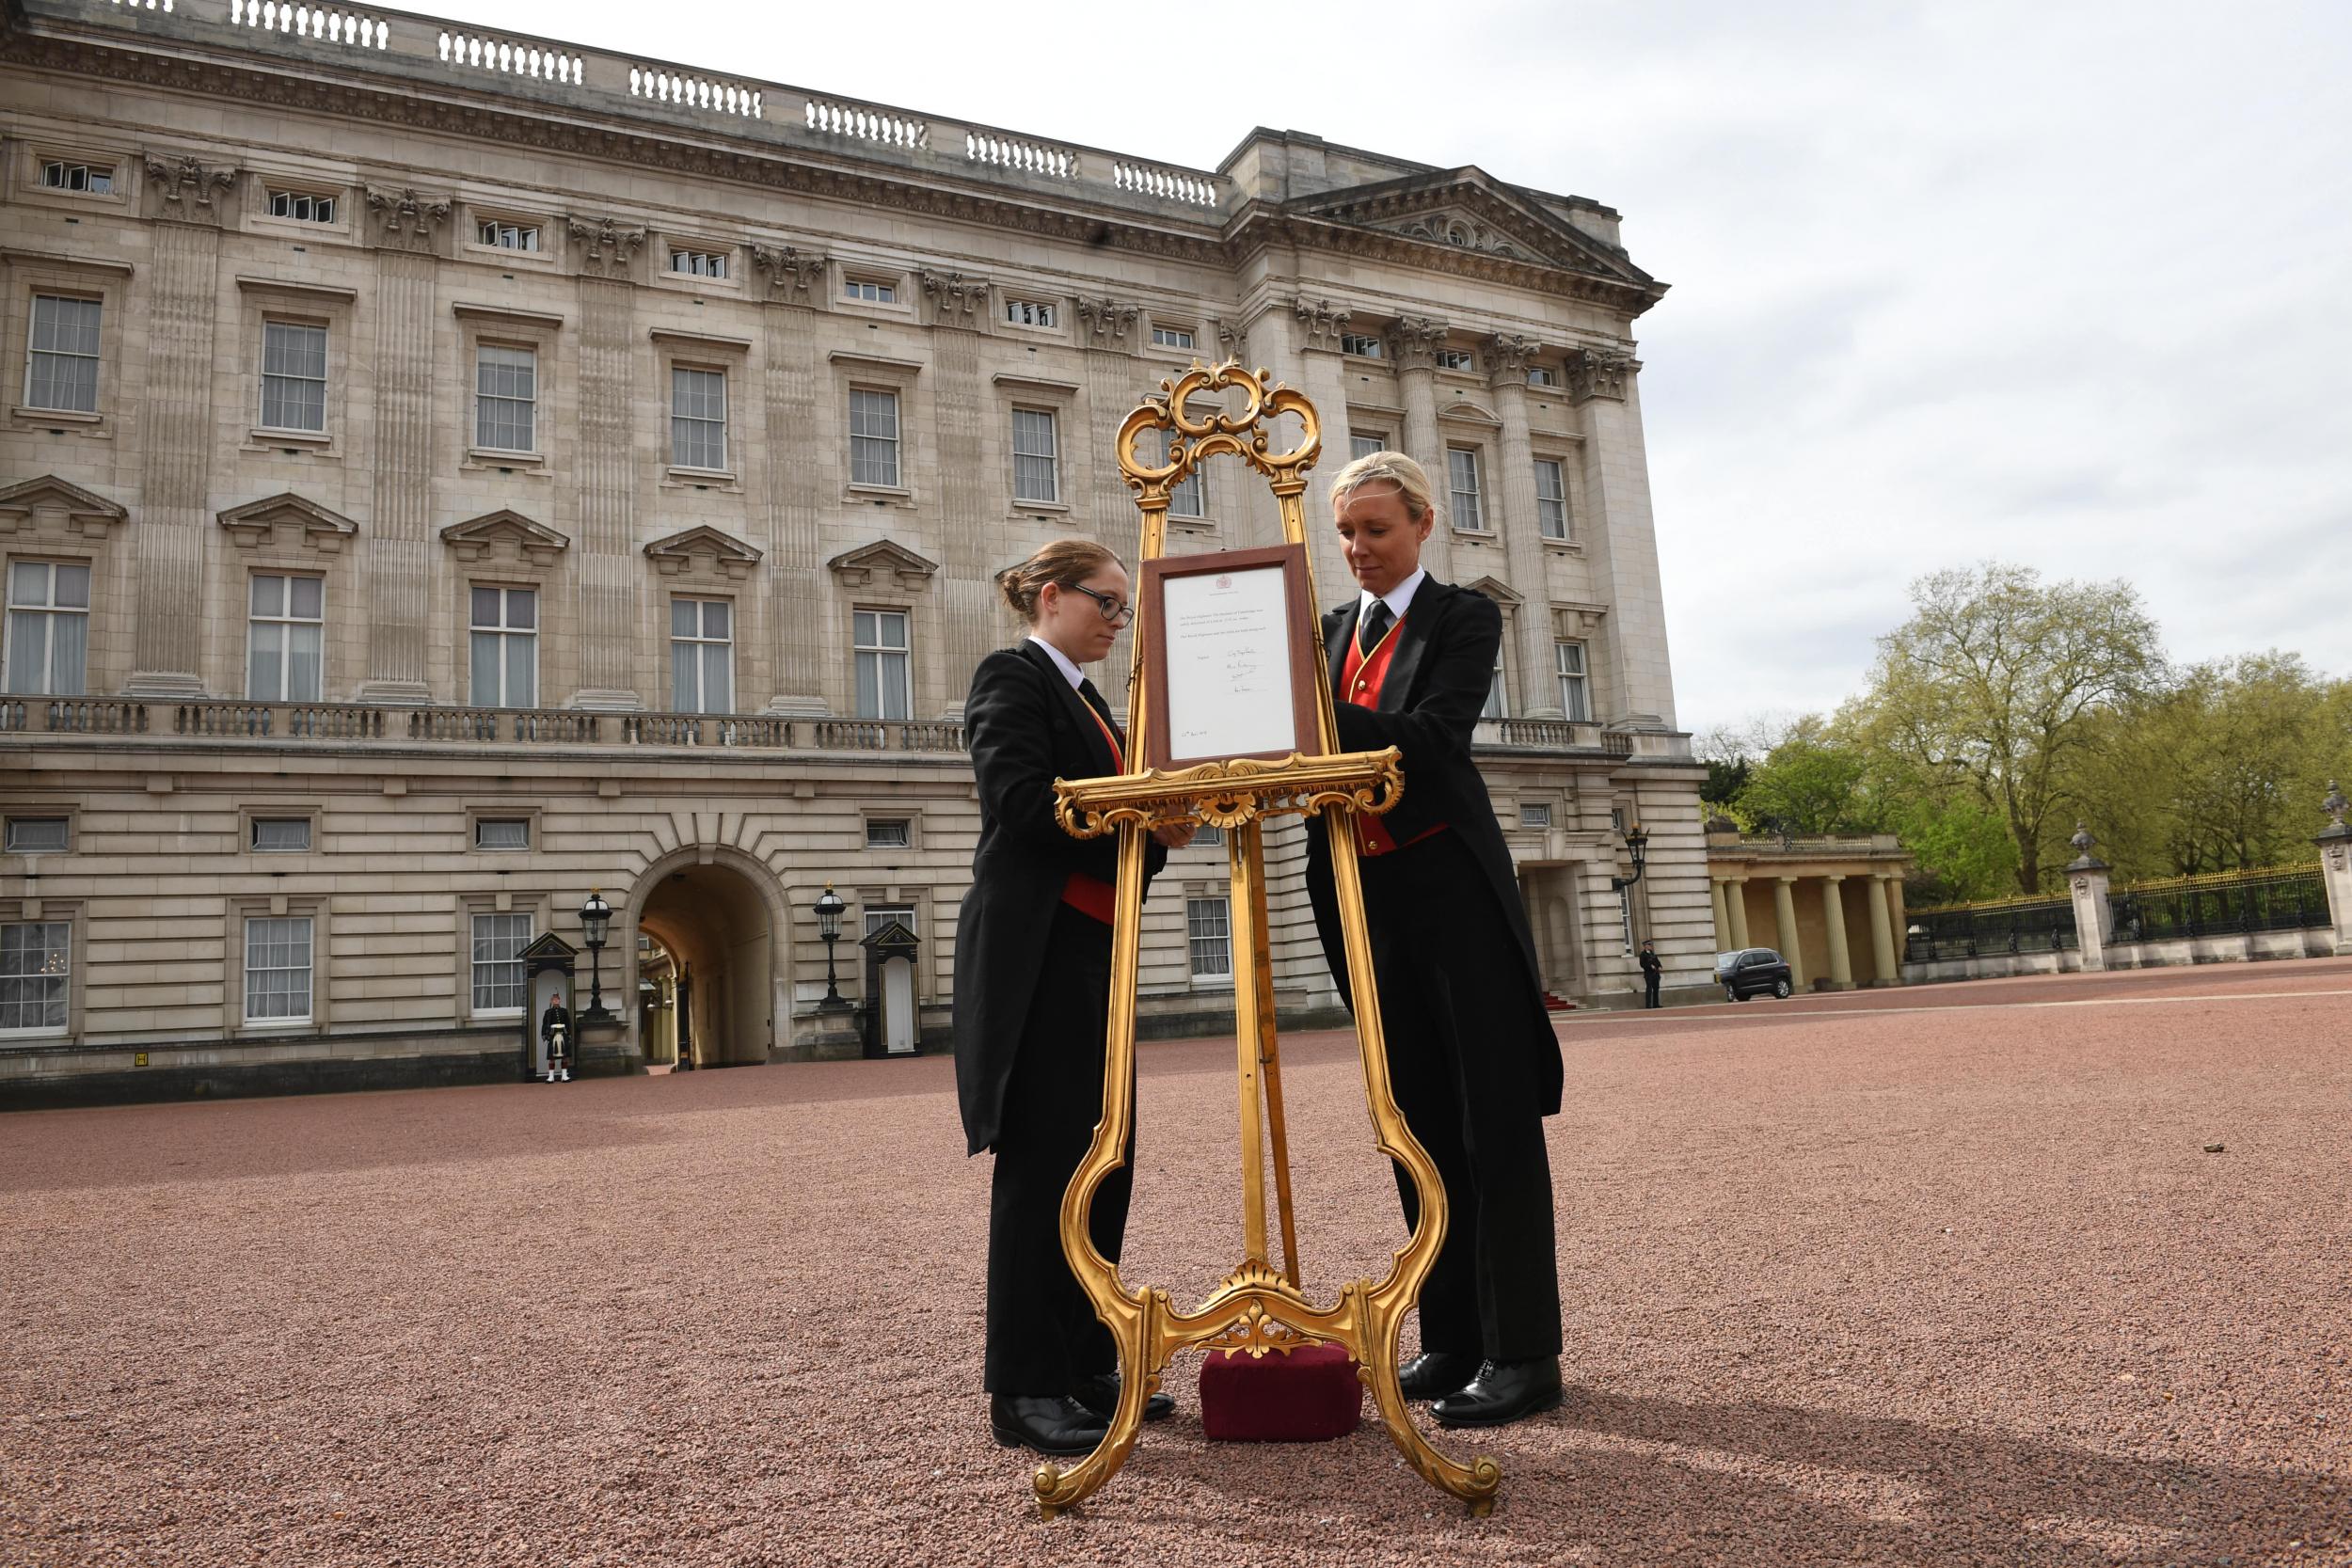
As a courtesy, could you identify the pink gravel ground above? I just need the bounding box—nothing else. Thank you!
[6,958,2350,1566]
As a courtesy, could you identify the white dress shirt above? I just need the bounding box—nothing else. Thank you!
[1026,633,1086,690]
[1358,566,1429,633]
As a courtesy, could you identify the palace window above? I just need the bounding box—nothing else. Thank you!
[1192,824,1224,847]
[3,816,69,854]
[1340,333,1384,358]
[844,277,896,304]
[474,818,530,851]
[1438,348,1475,372]
[469,586,537,709]
[249,817,312,852]
[0,921,70,1034]
[1005,298,1057,328]
[1350,432,1390,462]
[470,912,532,1013]
[475,345,537,452]
[865,818,912,849]
[40,161,112,195]
[670,597,734,714]
[477,220,540,251]
[864,904,916,940]
[669,249,728,278]
[244,914,313,1023]
[1534,459,1569,540]
[1011,408,1059,504]
[1447,448,1486,531]
[1617,887,1636,956]
[852,609,912,721]
[849,388,900,486]
[1157,432,1202,518]
[1527,365,1559,388]
[1152,325,1195,350]
[267,190,336,224]
[670,366,728,471]
[1556,640,1592,722]
[1484,648,1508,719]
[25,294,102,413]
[259,321,328,433]
[247,573,324,703]
[1520,803,1553,830]
[1187,896,1232,981]
[4,561,89,696]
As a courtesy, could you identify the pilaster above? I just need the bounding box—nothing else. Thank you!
[754,258,827,715]
[572,262,644,707]
[357,215,443,702]
[1077,298,1144,710]
[1286,297,1358,606]
[1568,346,1674,727]
[1384,315,1449,584]
[1487,335,1556,715]
[2315,784,2351,952]
[2064,824,2115,972]
[923,272,993,717]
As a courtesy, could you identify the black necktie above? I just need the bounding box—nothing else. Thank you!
[1359,599,1395,656]
[1077,676,1104,717]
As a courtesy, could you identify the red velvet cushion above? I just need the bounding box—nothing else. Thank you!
[1198,1342,1364,1442]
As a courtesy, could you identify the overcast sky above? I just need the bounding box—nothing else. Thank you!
[456,0,2352,734]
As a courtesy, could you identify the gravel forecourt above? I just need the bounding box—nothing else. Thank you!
[6,958,2349,1566]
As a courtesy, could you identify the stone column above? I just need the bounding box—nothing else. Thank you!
[1724,877,1751,948]
[2316,784,2352,952]
[2064,824,2116,972]
[1568,347,1674,727]
[123,155,239,696]
[1290,299,1359,602]
[569,215,649,709]
[1386,315,1450,583]
[1772,876,1805,990]
[1486,335,1559,715]
[1867,873,1899,985]
[1075,296,1145,708]
[921,271,993,716]
[357,184,450,702]
[1820,874,1853,989]
[751,245,828,715]
[1708,879,1731,950]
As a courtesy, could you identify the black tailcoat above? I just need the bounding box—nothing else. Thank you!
[1303,578,1563,1116]
[951,640,1166,1156]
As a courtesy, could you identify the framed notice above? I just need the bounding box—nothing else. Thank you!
[1139,544,1325,770]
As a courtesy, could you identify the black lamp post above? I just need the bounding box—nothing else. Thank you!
[1610,822,1650,892]
[814,883,851,1012]
[579,889,612,1022]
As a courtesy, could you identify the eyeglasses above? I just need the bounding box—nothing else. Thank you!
[1062,582,1135,626]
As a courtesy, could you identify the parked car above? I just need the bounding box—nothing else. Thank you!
[1715,948,1795,1002]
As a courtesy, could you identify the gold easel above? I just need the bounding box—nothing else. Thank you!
[1039,362,1502,1519]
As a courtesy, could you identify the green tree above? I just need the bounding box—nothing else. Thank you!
[1846,563,2163,895]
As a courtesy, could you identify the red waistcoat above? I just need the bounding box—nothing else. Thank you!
[1339,611,1446,857]
[1060,694,1125,923]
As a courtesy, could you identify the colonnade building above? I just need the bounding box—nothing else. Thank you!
[1,0,1705,1103]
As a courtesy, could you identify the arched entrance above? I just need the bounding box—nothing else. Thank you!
[630,847,785,1068]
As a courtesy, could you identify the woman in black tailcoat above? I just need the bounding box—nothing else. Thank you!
[1303,451,1566,1429]
[951,537,1190,1456]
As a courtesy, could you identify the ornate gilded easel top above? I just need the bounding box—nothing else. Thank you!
[1116,361,1323,518]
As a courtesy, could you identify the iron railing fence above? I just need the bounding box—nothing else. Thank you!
[1904,896,2077,961]
[2109,866,2330,942]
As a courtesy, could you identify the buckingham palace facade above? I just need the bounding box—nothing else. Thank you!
[0,0,1706,1105]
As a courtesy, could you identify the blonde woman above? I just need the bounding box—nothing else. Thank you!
[1304,451,1565,1427]
[951,538,1192,1455]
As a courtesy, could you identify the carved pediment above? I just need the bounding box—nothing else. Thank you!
[860,918,917,954]
[1438,398,1503,429]
[217,492,358,553]
[0,475,126,540]
[1462,575,1523,607]
[441,509,569,566]
[1285,168,1660,294]
[828,539,939,590]
[1553,602,1609,637]
[644,524,762,581]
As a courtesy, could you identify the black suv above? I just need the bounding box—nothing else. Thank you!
[1715,948,1794,1002]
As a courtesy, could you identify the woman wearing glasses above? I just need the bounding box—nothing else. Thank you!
[952,537,1193,1456]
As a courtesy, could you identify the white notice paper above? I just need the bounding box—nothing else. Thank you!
[1162,565,1295,760]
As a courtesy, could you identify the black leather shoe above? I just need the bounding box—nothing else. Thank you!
[1073,1370,1175,1423]
[1430,1357,1564,1428]
[989,1394,1107,1456]
[1397,1350,1484,1402]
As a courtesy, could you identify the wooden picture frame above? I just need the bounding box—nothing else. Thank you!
[1138,543,1325,770]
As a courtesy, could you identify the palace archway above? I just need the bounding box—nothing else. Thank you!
[630,848,784,1068]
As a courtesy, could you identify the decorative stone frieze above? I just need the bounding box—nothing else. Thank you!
[440,509,569,567]
[141,153,236,222]
[1567,346,1638,403]
[918,270,990,329]
[1073,296,1140,349]
[1384,315,1448,371]
[1485,333,1536,384]
[1213,316,1247,362]
[216,493,358,553]
[644,525,762,582]
[0,475,127,541]
[828,539,940,590]
[1293,297,1352,354]
[750,243,827,302]
[566,214,645,277]
[365,185,452,252]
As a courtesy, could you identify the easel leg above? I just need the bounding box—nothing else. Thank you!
[1239,821,1302,1289]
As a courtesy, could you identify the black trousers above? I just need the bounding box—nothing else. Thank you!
[983,903,1132,1395]
[1644,971,1661,1007]
[1359,832,1563,1362]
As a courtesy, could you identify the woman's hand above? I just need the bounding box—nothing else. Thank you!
[1152,820,1198,849]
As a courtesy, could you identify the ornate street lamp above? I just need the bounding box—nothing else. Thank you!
[1611,822,1650,892]
[814,883,851,1012]
[579,889,612,1022]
